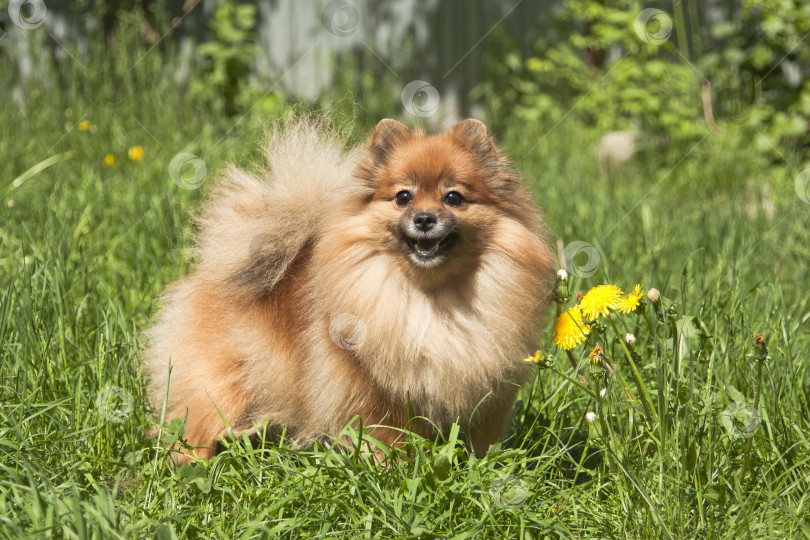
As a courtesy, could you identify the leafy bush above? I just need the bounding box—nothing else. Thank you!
[479,0,810,162]
[188,0,284,117]
[701,0,810,153]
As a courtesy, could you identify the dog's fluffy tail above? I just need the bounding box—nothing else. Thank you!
[191,116,360,299]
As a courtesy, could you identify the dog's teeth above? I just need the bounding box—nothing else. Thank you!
[416,238,440,255]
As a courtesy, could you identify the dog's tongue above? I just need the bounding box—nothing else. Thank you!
[416,237,440,255]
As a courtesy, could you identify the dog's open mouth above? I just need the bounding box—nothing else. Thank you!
[403,232,458,261]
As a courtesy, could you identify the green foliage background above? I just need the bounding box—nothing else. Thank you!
[1,1,809,537]
[480,0,810,158]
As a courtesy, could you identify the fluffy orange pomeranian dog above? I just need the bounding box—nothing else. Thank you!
[143,116,555,462]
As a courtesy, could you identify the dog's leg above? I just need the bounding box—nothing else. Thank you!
[466,385,520,457]
[167,378,250,463]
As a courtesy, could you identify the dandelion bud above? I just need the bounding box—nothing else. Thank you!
[585,411,597,423]
[588,344,603,365]
[600,388,607,399]
[647,288,660,303]
[624,333,636,347]
[553,270,570,305]
[753,333,768,362]
[589,319,607,334]
[586,344,605,379]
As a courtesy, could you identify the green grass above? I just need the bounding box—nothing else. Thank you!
[2,47,810,539]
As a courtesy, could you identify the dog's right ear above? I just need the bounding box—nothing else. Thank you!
[356,119,413,190]
[367,119,412,164]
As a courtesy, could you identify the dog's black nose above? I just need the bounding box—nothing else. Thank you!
[413,212,437,232]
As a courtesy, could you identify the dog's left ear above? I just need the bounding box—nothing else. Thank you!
[450,119,497,160]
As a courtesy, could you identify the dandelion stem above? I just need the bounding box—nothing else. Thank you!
[740,358,764,480]
[607,315,658,427]
[566,350,591,388]
[551,365,597,400]
[603,357,638,408]
[752,360,763,413]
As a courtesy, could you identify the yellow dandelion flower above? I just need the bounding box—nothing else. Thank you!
[552,306,590,350]
[524,351,540,363]
[128,146,144,161]
[77,120,92,132]
[580,284,623,320]
[104,153,116,167]
[618,284,645,313]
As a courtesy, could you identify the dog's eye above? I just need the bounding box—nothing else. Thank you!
[395,190,413,206]
[444,191,464,206]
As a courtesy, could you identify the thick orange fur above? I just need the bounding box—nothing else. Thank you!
[143,116,555,462]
